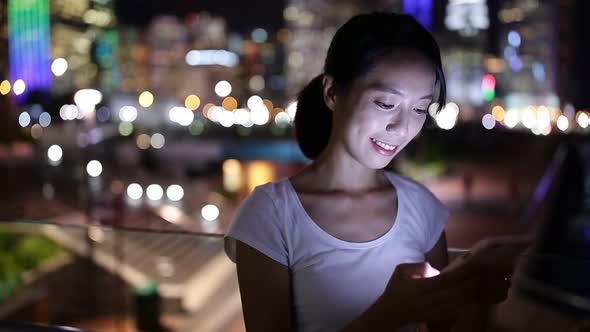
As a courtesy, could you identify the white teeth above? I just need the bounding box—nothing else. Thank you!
[371,138,395,151]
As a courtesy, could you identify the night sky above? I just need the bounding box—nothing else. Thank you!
[115,0,286,32]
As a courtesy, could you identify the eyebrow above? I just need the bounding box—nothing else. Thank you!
[368,83,433,100]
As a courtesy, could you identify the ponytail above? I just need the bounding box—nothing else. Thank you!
[294,74,333,160]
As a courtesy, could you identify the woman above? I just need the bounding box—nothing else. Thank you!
[224,12,523,332]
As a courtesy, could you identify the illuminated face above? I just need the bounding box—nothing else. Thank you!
[329,50,436,169]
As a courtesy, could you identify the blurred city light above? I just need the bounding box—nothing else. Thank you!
[47,145,63,165]
[96,106,110,122]
[222,96,238,111]
[86,160,103,177]
[492,105,505,122]
[18,112,31,127]
[482,114,495,130]
[13,79,26,95]
[118,106,138,122]
[435,102,459,130]
[185,94,201,110]
[249,75,265,92]
[219,110,235,127]
[185,49,239,67]
[250,105,270,125]
[31,124,43,139]
[247,95,263,109]
[223,159,242,192]
[60,105,79,120]
[169,106,194,126]
[51,58,68,76]
[481,74,496,101]
[189,120,205,135]
[504,109,519,128]
[74,89,103,117]
[136,134,151,150]
[556,115,569,132]
[127,183,143,200]
[0,80,11,95]
[138,91,154,108]
[274,111,291,126]
[150,133,165,149]
[201,204,220,221]
[521,107,536,129]
[166,184,184,201]
[118,122,134,136]
[286,101,297,119]
[233,108,250,125]
[251,28,268,43]
[146,184,164,201]
[207,106,223,123]
[537,106,551,129]
[39,112,51,127]
[507,30,521,47]
[214,80,232,97]
[288,52,304,68]
[577,112,589,128]
[563,103,576,119]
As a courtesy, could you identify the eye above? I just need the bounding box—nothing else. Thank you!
[374,101,395,110]
[413,108,428,115]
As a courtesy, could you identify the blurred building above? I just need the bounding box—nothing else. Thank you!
[8,0,53,104]
[50,0,117,94]
[436,0,492,120]
[284,0,403,96]
[495,0,559,111]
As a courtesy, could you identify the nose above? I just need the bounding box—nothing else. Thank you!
[386,113,409,137]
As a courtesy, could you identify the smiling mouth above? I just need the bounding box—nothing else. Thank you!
[370,137,398,156]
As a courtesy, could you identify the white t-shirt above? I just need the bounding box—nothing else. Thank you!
[224,172,449,332]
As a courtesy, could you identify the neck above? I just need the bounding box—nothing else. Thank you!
[306,143,386,193]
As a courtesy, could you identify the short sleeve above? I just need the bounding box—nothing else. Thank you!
[224,185,289,266]
[422,196,449,253]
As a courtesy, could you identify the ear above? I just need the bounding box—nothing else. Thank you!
[322,74,336,111]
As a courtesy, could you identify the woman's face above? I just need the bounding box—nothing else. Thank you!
[327,50,436,169]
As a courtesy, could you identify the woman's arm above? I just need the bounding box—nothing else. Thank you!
[236,240,295,332]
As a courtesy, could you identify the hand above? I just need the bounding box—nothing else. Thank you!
[384,262,482,326]
[445,235,532,304]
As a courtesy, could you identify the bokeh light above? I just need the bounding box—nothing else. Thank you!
[556,115,569,132]
[51,58,68,76]
[118,122,134,136]
[13,79,26,95]
[189,120,205,135]
[251,28,268,43]
[274,111,291,126]
[201,204,220,221]
[507,30,521,47]
[435,102,459,130]
[169,107,194,126]
[146,184,164,201]
[233,108,250,125]
[31,124,43,139]
[39,112,51,127]
[504,109,519,128]
[491,106,505,122]
[481,114,495,130]
[47,145,63,164]
[151,133,165,149]
[86,160,103,177]
[215,80,232,97]
[185,94,201,110]
[249,75,265,92]
[286,101,297,119]
[219,110,235,127]
[119,106,138,122]
[521,107,536,129]
[222,97,238,111]
[18,112,31,127]
[138,91,154,107]
[0,80,11,95]
[136,134,151,150]
[576,112,589,128]
[127,183,143,200]
[166,185,184,201]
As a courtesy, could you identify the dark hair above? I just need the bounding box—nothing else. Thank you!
[294,12,447,160]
